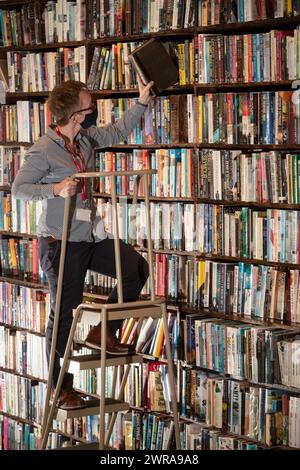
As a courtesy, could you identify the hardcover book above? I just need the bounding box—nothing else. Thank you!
[129,38,179,96]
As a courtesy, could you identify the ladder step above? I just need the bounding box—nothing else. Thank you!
[55,397,129,421]
[63,353,143,373]
[79,305,163,324]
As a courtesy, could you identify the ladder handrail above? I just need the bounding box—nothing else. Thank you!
[72,169,157,178]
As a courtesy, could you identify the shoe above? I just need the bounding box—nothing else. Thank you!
[56,388,86,410]
[84,325,132,356]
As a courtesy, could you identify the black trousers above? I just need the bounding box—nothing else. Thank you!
[38,237,149,388]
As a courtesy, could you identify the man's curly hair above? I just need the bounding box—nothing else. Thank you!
[47,80,88,126]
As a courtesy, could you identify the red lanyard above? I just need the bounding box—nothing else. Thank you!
[55,126,87,202]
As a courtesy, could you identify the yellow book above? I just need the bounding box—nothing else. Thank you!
[286,0,293,16]
[189,41,193,84]
[178,43,186,85]
[152,319,164,358]
[9,238,17,273]
[198,95,203,143]
[120,317,135,344]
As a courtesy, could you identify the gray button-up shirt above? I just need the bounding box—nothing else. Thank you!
[12,102,146,242]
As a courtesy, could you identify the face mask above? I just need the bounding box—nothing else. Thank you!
[81,107,98,128]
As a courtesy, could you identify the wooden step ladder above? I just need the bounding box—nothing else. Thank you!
[40,169,180,450]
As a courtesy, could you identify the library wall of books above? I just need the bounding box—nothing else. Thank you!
[1,0,300,451]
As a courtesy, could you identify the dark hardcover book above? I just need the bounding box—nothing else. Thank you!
[128,38,178,96]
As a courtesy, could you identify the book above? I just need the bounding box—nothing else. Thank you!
[128,38,178,96]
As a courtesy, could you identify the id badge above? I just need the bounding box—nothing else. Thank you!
[75,208,91,222]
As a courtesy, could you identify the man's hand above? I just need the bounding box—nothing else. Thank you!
[53,177,78,198]
[137,75,154,106]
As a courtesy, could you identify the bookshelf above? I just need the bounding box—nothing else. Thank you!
[1,0,300,451]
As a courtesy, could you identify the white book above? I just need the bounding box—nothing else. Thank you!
[135,317,155,353]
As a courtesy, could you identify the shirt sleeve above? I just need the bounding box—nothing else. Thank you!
[11,145,55,201]
[85,101,146,148]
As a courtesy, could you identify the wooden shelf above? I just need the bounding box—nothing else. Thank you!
[137,247,300,269]
[0,321,45,337]
[0,185,10,192]
[89,84,194,97]
[197,15,300,34]
[0,0,32,7]
[97,143,195,150]
[87,29,195,45]
[195,81,295,92]
[1,40,86,52]
[194,198,300,210]
[0,230,37,238]
[95,143,300,151]
[0,141,32,147]
[0,366,47,384]
[0,411,41,429]
[6,92,49,98]
[92,192,194,202]
[195,143,300,151]
[182,361,300,396]
[179,305,300,332]
[0,275,48,290]
[92,193,300,210]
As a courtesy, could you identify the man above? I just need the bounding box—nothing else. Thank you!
[12,77,153,409]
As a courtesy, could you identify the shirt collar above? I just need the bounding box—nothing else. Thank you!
[46,125,85,144]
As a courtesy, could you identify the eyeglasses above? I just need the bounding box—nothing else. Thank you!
[69,102,96,119]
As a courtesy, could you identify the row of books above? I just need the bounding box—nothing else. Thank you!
[96,199,300,262]
[1,146,300,206]
[87,43,140,91]
[2,91,299,145]
[278,336,300,388]
[42,0,86,44]
[0,102,52,143]
[71,356,123,397]
[2,0,298,48]
[7,47,86,92]
[94,148,195,198]
[0,193,42,235]
[122,361,173,411]
[92,149,300,204]
[0,416,63,450]
[124,412,263,450]
[52,415,100,447]
[0,326,47,380]
[0,372,46,424]
[193,150,300,204]
[183,316,297,383]
[0,282,50,334]
[180,373,300,447]
[0,2,43,48]
[193,92,300,145]
[195,29,300,83]
[0,146,25,187]
[120,315,179,361]
[96,92,300,145]
[86,0,195,38]
[182,422,264,450]
[179,203,300,264]
[95,200,197,251]
[182,259,300,321]
[198,0,300,26]
[97,96,191,145]
[0,238,46,284]
[87,40,193,91]
[84,257,300,323]
[0,0,86,47]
